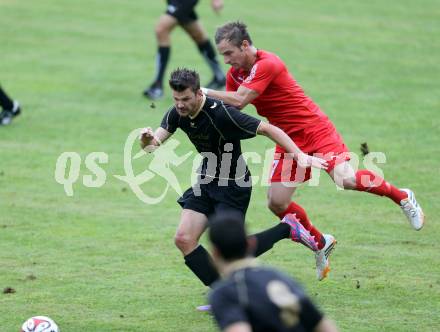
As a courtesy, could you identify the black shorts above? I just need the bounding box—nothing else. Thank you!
[166,0,199,25]
[177,179,252,218]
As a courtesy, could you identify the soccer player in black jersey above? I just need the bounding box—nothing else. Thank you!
[143,0,226,100]
[208,213,338,332]
[139,68,328,302]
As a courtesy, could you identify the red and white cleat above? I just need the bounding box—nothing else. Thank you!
[400,189,424,230]
[315,234,337,281]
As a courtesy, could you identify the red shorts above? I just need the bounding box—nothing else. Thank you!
[270,121,350,183]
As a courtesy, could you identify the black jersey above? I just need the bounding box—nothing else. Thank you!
[161,97,261,180]
[209,260,323,332]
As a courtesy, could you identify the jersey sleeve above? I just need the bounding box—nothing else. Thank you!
[241,59,282,95]
[160,108,178,133]
[217,103,261,140]
[299,297,324,332]
[210,288,249,330]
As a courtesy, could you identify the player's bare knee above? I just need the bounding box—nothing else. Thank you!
[342,176,357,190]
[268,199,288,215]
[155,23,170,41]
[174,233,197,253]
[331,161,357,190]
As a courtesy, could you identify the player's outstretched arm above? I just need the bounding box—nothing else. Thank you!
[202,85,258,110]
[139,127,172,151]
[257,122,328,170]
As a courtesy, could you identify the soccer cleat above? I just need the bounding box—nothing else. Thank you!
[400,189,424,230]
[206,76,226,90]
[0,100,21,126]
[281,213,318,251]
[315,234,337,281]
[196,304,211,312]
[143,85,163,100]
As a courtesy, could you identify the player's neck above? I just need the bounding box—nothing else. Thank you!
[221,257,258,278]
[189,94,206,119]
[244,46,258,71]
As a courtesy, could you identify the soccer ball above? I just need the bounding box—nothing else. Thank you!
[20,316,59,332]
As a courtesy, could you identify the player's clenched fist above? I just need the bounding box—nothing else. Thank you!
[139,127,155,148]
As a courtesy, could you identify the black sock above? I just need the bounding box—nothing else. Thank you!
[0,87,13,110]
[197,40,224,81]
[184,245,220,287]
[152,46,170,87]
[251,223,290,257]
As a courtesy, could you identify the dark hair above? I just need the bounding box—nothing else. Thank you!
[215,21,253,47]
[209,212,248,261]
[169,68,200,93]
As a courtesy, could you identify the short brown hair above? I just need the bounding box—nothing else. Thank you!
[209,212,248,261]
[215,21,253,47]
[169,68,200,93]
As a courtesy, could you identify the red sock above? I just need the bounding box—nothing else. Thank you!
[355,170,407,205]
[277,202,325,249]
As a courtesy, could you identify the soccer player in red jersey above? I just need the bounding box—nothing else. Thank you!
[201,21,424,281]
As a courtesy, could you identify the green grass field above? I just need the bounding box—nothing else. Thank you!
[1,0,439,331]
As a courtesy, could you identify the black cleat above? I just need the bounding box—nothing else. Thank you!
[143,85,163,100]
[0,100,21,126]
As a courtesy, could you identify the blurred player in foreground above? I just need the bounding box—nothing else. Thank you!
[208,213,339,332]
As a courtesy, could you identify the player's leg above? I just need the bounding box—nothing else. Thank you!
[329,160,424,230]
[267,182,337,281]
[267,156,336,280]
[0,86,14,111]
[181,20,225,89]
[267,157,327,250]
[176,185,220,286]
[143,14,178,99]
[0,86,21,126]
[174,208,219,286]
[250,213,321,257]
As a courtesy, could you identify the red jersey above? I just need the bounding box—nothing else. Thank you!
[226,50,330,137]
